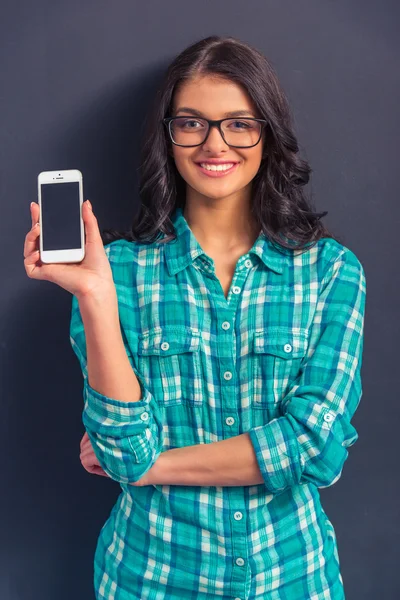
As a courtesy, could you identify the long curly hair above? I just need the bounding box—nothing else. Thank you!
[102,35,340,252]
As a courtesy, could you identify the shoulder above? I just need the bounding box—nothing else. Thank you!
[312,237,366,289]
[104,238,137,261]
[103,238,163,297]
[103,238,151,274]
[104,238,161,263]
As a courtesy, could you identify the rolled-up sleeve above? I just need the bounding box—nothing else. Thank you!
[248,248,366,494]
[69,289,164,485]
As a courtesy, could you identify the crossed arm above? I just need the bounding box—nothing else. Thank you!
[135,433,264,487]
[80,428,264,486]
[75,248,366,493]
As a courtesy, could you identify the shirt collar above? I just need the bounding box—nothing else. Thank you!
[164,206,290,276]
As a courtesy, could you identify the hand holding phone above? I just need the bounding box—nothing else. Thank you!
[24,199,115,300]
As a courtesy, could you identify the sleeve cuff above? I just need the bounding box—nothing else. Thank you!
[82,377,160,438]
[248,416,303,494]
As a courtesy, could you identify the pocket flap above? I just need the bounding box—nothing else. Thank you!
[138,326,201,356]
[253,326,308,359]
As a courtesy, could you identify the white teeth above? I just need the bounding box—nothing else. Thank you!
[199,163,235,172]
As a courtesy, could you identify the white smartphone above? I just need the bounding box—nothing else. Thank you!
[37,169,85,264]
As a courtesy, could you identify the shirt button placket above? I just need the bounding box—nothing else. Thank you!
[230,502,248,594]
[219,310,249,598]
[217,262,252,599]
[218,313,237,427]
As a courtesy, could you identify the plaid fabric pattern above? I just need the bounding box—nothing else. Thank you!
[70,206,366,599]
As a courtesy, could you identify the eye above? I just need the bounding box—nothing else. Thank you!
[175,118,206,130]
[228,120,253,129]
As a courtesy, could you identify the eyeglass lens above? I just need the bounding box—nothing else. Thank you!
[169,118,262,147]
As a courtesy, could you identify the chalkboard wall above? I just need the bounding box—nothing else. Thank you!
[2,1,398,598]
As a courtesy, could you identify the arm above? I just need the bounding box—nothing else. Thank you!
[70,249,164,484]
[137,433,264,487]
[79,289,143,403]
[145,249,366,492]
[248,249,366,494]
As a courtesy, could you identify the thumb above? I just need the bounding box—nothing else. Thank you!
[83,200,102,244]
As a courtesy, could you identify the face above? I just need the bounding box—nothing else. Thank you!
[169,75,265,205]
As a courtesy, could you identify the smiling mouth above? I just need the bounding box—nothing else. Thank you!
[195,162,240,177]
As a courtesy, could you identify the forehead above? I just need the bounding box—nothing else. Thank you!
[172,76,257,117]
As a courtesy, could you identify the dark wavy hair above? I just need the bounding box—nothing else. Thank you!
[102,35,340,252]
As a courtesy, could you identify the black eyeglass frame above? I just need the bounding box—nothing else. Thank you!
[162,116,268,149]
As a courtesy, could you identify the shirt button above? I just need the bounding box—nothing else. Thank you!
[244,259,252,268]
[283,343,292,353]
[221,321,230,330]
[223,371,233,380]
[140,412,149,421]
[323,412,335,422]
[226,417,235,426]
[232,286,241,294]
[234,511,243,520]
[235,557,245,566]
[161,341,169,351]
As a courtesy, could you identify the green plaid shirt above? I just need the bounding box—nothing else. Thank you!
[70,206,366,599]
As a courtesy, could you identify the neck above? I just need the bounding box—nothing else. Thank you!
[183,198,260,253]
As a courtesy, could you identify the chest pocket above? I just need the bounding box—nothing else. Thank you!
[137,326,203,407]
[252,326,309,407]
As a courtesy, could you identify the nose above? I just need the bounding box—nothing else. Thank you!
[201,123,229,152]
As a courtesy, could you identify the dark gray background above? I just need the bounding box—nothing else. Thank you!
[2,1,399,598]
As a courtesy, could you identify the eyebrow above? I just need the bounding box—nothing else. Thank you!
[175,107,256,118]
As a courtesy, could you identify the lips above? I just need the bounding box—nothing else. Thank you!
[195,162,240,177]
[195,161,239,165]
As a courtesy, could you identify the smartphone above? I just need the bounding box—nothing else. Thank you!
[37,169,85,264]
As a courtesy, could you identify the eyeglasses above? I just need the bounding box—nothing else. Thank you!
[162,116,268,148]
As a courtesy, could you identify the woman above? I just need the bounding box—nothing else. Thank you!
[24,36,366,600]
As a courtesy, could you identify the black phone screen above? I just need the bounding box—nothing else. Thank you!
[40,181,81,251]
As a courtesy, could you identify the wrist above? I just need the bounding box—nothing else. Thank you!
[78,293,120,335]
[150,447,196,486]
[148,452,171,486]
[77,285,118,315]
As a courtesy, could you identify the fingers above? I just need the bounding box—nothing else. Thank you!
[24,221,40,261]
[80,431,90,451]
[83,463,109,477]
[30,201,40,227]
[24,202,40,263]
[80,434,92,455]
[80,444,95,459]
[82,200,102,245]
[93,468,109,477]
[80,431,89,444]
[80,432,97,460]
[88,465,109,477]
[79,430,109,477]
[80,445,108,476]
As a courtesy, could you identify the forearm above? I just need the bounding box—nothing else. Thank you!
[71,287,164,485]
[151,433,264,487]
[78,289,142,403]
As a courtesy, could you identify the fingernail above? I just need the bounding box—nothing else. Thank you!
[86,200,92,210]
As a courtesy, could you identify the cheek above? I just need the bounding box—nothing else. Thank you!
[233,145,263,175]
[171,151,192,179]
[241,151,263,179]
